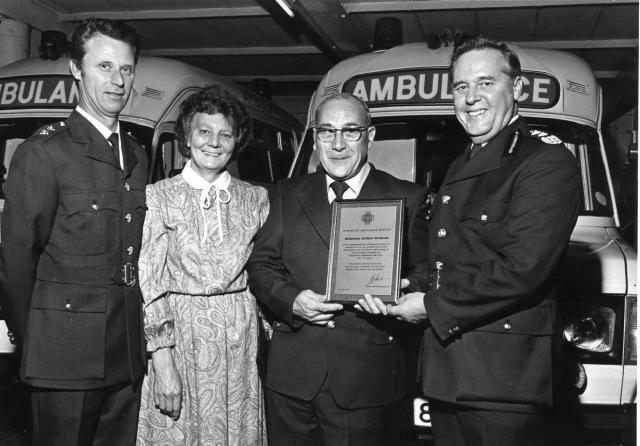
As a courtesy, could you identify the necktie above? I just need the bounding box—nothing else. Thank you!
[330,180,349,200]
[108,132,121,168]
[469,143,479,159]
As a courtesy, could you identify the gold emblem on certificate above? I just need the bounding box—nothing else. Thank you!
[326,199,404,304]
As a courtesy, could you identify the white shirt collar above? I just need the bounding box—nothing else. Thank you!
[182,159,231,190]
[325,162,371,203]
[76,106,120,140]
[76,106,123,169]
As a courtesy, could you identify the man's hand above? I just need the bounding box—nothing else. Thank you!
[354,278,415,316]
[354,294,389,315]
[293,289,343,325]
[387,292,428,324]
[151,347,182,421]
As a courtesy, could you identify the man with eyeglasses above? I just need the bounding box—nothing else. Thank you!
[247,92,429,446]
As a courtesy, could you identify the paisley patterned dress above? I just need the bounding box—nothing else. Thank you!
[136,165,269,446]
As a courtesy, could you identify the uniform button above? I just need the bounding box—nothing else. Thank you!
[504,321,512,330]
[442,195,451,204]
[435,261,443,270]
[327,320,336,329]
[481,214,488,222]
[437,228,447,238]
[126,246,133,255]
[124,182,130,191]
[388,335,394,342]
[91,202,99,212]
[125,213,132,223]
[65,302,72,310]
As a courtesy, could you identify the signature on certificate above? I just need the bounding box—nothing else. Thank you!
[364,273,387,286]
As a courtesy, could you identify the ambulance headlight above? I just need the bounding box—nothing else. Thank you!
[563,307,616,353]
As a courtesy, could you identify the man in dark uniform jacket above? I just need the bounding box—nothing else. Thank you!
[0,18,147,445]
[365,37,582,445]
[247,93,429,446]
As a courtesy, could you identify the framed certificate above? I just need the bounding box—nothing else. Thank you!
[326,198,404,304]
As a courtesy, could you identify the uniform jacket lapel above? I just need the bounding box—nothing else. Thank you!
[122,133,139,177]
[358,165,392,199]
[66,111,121,170]
[444,118,525,186]
[298,171,332,247]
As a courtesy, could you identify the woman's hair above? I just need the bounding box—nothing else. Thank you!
[176,85,251,158]
[70,18,140,66]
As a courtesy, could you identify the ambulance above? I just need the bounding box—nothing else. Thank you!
[0,55,302,351]
[290,43,636,443]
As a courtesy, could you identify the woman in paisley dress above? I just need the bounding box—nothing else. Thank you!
[136,85,269,445]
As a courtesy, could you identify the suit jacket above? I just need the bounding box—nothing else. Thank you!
[416,117,581,409]
[0,111,148,389]
[247,166,429,409]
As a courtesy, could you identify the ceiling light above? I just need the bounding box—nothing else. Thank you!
[275,0,295,18]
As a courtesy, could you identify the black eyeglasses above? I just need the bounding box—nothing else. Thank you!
[313,126,370,142]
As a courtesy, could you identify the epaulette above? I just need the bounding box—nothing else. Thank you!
[528,129,563,145]
[31,121,67,142]
[123,130,145,149]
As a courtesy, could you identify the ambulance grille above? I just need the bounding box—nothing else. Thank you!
[142,87,164,100]
[567,80,588,95]
[323,84,341,97]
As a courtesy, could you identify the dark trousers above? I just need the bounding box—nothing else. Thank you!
[430,399,550,446]
[30,379,142,446]
[265,378,393,446]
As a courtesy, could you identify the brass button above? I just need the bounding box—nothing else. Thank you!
[126,246,134,255]
[65,303,72,310]
[481,214,488,222]
[125,213,132,223]
[91,202,99,212]
[442,195,451,204]
[124,182,130,191]
[435,261,443,270]
[437,228,447,238]
[504,322,512,330]
[388,336,394,342]
[327,320,336,329]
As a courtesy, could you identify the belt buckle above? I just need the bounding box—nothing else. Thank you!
[121,262,136,287]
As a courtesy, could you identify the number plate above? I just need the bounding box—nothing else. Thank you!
[413,397,432,427]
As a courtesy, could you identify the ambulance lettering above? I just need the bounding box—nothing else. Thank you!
[0,76,78,109]
[345,69,559,108]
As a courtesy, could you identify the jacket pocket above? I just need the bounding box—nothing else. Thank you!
[459,200,510,251]
[61,191,120,254]
[459,200,510,224]
[23,281,107,380]
[455,305,554,407]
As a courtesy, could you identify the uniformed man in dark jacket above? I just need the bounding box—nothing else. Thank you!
[0,18,147,445]
[358,36,582,445]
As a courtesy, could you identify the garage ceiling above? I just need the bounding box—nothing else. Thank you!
[1,0,638,122]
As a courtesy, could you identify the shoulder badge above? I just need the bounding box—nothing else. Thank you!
[503,129,522,156]
[529,129,563,145]
[33,121,66,139]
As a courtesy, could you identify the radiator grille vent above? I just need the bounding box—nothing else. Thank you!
[142,87,164,100]
[567,80,588,95]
